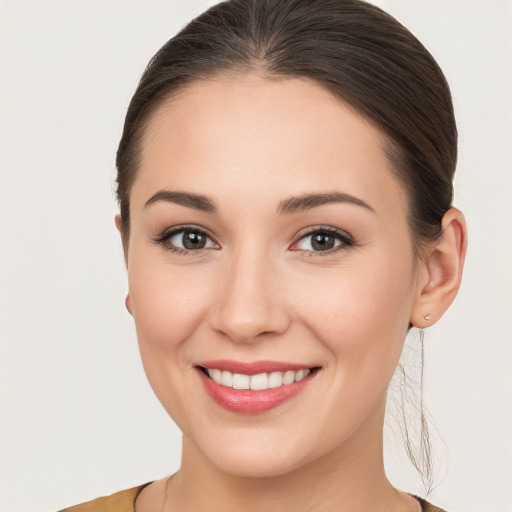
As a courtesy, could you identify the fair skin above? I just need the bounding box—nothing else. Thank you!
[116,74,466,512]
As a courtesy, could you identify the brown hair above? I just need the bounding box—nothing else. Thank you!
[116,0,455,248]
[115,0,457,489]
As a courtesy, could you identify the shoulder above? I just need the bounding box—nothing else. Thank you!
[58,483,152,512]
[415,496,448,512]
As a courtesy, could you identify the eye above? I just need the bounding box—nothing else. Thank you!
[292,227,354,255]
[152,226,219,255]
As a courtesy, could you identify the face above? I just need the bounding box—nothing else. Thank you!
[124,74,423,477]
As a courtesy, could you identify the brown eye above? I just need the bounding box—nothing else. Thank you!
[177,230,208,249]
[168,229,218,251]
[153,226,219,254]
[310,232,337,251]
[293,228,353,254]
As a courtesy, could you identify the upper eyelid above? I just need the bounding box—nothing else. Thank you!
[295,225,350,239]
[151,226,219,257]
[156,224,352,251]
[158,224,348,239]
[293,226,353,246]
[159,225,217,241]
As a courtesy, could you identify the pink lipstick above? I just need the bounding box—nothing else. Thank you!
[196,360,318,414]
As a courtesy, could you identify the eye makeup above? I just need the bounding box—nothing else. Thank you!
[151,224,355,258]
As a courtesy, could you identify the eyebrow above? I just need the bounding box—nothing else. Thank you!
[144,190,374,215]
[144,190,217,212]
[277,191,375,215]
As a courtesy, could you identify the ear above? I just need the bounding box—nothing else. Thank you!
[116,215,132,314]
[125,294,134,316]
[410,207,467,328]
[115,213,122,234]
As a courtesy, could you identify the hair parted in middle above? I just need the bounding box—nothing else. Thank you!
[115,0,458,491]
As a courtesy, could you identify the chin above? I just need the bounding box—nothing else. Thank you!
[192,428,319,479]
[208,449,303,479]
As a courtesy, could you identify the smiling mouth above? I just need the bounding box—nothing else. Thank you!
[195,360,321,413]
[198,366,317,390]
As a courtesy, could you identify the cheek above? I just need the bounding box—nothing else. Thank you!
[294,251,415,372]
[128,261,213,356]
[127,260,217,427]
[285,252,416,441]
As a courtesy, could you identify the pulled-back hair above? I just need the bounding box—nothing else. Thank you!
[116,0,455,248]
[116,0,457,489]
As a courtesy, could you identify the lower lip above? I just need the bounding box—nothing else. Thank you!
[197,369,315,414]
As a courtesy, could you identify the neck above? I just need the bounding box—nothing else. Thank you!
[165,401,418,512]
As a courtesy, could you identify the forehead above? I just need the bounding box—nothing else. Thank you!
[133,74,408,220]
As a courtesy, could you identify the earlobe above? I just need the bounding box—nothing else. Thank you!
[125,294,134,316]
[410,207,467,328]
[115,214,122,234]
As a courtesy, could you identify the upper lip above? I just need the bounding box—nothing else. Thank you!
[196,359,318,375]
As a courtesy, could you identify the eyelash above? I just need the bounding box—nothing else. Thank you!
[151,225,218,257]
[151,225,355,257]
[293,226,354,257]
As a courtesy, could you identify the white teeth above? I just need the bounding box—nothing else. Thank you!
[282,370,295,385]
[232,373,250,390]
[211,368,221,382]
[268,371,283,388]
[205,368,312,390]
[220,370,233,387]
[250,373,268,390]
[295,369,310,382]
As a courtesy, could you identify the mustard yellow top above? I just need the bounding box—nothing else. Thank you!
[59,483,150,512]
[59,483,448,512]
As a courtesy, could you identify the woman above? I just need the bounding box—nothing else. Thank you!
[61,0,467,510]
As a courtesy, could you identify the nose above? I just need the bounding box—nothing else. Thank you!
[209,246,291,343]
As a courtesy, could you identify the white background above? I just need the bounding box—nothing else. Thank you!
[1,1,511,511]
